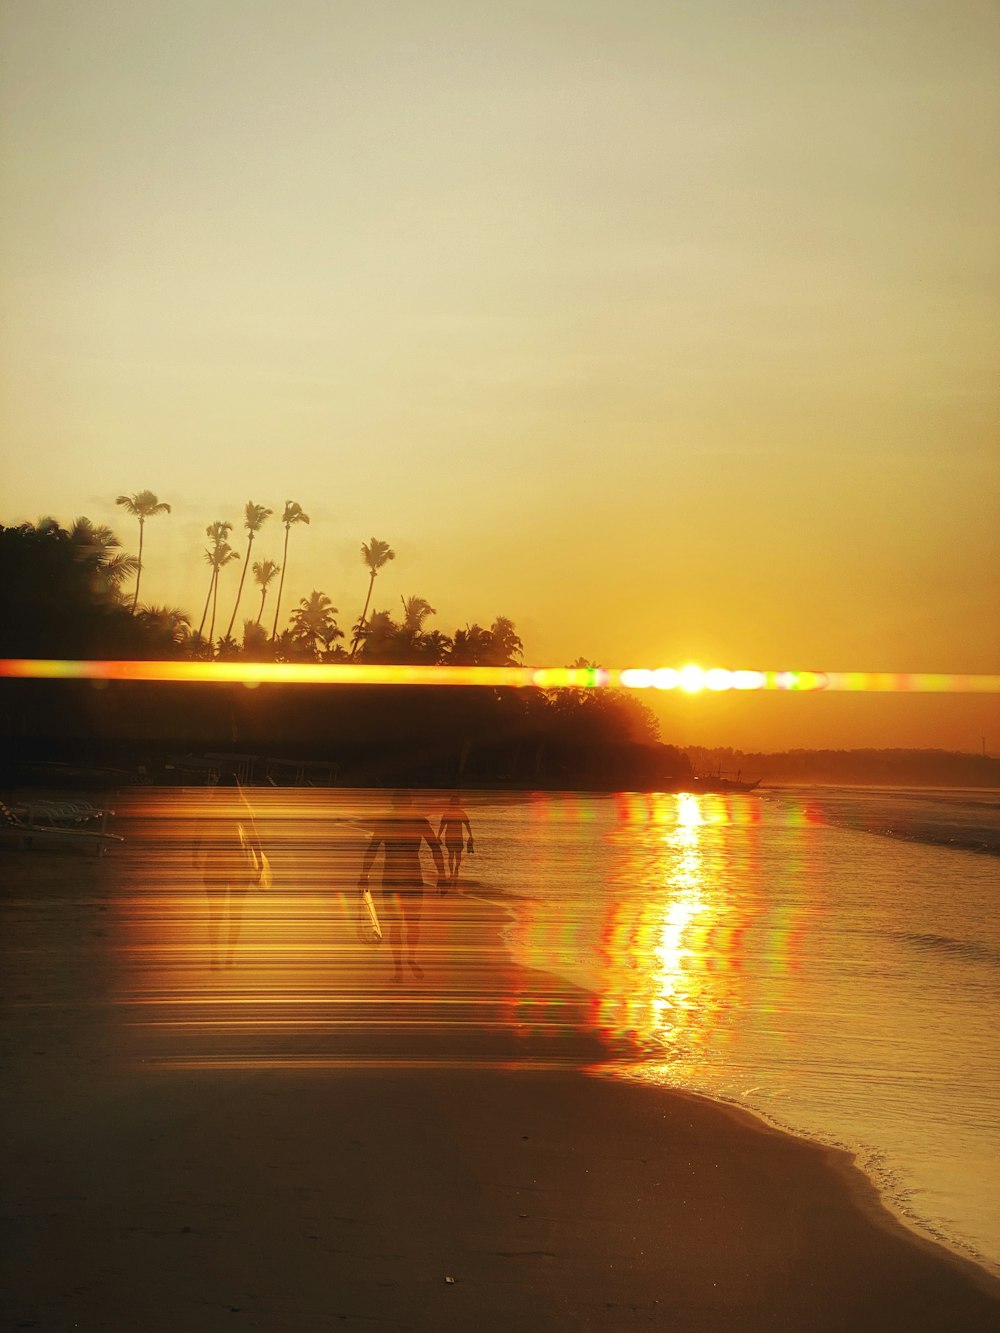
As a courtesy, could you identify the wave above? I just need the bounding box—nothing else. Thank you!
[873,826,1000,856]
[897,932,1000,968]
[769,791,1000,856]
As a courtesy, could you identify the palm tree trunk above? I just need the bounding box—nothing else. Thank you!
[350,572,377,658]
[209,572,220,643]
[226,534,253,640]
[271,525,291,640]
[197,571,215,637]
[256,587,267,625]
[131,517,145,612]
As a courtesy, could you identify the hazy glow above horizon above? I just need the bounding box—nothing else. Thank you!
[1,2,997,750]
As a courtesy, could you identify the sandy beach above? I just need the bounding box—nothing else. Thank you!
[2,834,998,1332]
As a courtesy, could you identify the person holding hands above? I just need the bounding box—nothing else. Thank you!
[359,790,447,982]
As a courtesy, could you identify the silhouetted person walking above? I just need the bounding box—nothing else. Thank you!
[193,772,262,968]
[438,795,474,887]
[359,790,446,982]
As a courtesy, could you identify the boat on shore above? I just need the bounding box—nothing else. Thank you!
[690,770,762,794]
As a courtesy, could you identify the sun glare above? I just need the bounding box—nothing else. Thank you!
[678,665,705,693]
[0,659,996,693]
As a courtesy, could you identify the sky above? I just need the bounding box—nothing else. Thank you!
[1,1,998,751]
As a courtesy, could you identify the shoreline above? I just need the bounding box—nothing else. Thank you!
[601,1065,1000,1292]
[2,827,999,1328]
[485,883,1000,1289]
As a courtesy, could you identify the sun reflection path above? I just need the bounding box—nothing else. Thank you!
[590,792,730,1070]
[587,791,815,1096]
[1,658,997,692]
[646,795,712,1038]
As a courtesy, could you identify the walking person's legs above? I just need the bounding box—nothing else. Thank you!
[205,882,223,969]
[382,889,404,981]
[226,883,249,966]
[400,892,423,977]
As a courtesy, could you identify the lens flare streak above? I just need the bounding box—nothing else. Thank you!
[0,659,996,692]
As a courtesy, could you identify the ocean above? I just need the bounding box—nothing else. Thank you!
[474,786,1000,1275]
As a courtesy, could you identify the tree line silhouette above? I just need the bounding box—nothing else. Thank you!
[0,504,693,789]
[4,495,527,667]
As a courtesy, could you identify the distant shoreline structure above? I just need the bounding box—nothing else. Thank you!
[686,746,999,790]
[4,746,998,794]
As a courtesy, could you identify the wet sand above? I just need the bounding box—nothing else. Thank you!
[1,837,998,1332]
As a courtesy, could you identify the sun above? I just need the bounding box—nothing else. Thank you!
[678,664,706,693]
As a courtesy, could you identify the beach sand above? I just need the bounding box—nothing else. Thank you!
[2,838,998,1332]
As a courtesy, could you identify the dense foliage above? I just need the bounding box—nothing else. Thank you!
[0,516,690,789]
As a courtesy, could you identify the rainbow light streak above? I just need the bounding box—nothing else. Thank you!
[0,659,997,693]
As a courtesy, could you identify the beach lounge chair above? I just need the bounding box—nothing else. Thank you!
[0,799,124,856]
[13,798,109,827]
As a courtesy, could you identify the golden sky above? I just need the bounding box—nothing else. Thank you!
[1,2,998,750]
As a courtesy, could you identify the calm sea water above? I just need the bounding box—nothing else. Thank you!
[472,786,1000,1274]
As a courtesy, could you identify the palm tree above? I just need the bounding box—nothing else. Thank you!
[209,543,240,644]
[252,558,280,625]
[288,589,340,657]
[486,616,524,666]
[196,550,216,641]
[396,596,438,663]
[114,490,171,612]
[354,607,397,661]
[69,517,139,605]
[135,604,191,652]
[352,600,448,663]
[196,521,233,638]
[350,537,395,658]
[450,623,492,665]
[319,628,348,661]
[270,501,310,640]
[226,501,272,641]
[241,620,270,657]
[401,595,434,636]
[416,628,452,664]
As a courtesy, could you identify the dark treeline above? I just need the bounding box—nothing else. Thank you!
[0,513,523,666]
[1,679,693,790]
[686,747,1000,788]
[0,516,692,790]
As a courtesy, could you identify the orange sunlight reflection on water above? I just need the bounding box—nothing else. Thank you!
[501,790,814,1087]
